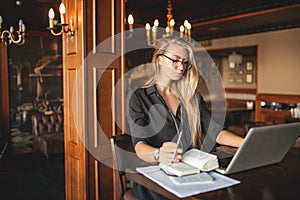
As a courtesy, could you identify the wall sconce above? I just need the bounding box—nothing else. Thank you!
[0,16,26,45]
[48,3,74,36]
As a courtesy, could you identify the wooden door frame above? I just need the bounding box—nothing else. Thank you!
[0,43,10,141]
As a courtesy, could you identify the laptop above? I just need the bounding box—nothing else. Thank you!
[214,122,300,174]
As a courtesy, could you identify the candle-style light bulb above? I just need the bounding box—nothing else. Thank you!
[145,23,151,43]
[180,25,184,38]
[49,9,55,18]
[59,3,66,25]
[22,24,26,32]
[169,18,175,35]
[152,20,158,44]
[154,19,159,27]
[128,14,134,32]
[186,22,191,30]
[166,26,170,36]
[184,20,189,28]
[0,16,3,29]
[18,19,23,32]
[145,23,151,31]
[186,22,191,36]
[48,8,55,29]
[170,18,175,27]
[128,14,134,25]
[10,26,14,33]
[183,20,189,37]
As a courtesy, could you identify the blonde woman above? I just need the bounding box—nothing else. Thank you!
[127,36,243,199]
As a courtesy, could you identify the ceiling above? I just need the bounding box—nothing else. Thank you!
[126,0,300,41]
[0,0,61,31]
[0,0,300,41]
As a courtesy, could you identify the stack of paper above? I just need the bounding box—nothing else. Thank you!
[136,165,240,198]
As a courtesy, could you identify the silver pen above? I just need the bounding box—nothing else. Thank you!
[172,130,183,161]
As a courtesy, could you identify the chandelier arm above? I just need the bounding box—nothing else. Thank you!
[10,32,24,44]
[17,34,26,45]
[147,40,155,47]
[63,26,75,36]
[50,28,64,36]
[1,30,12,41]
[1,30,25,45]
[1,31,12,45]
[49,25,74,37]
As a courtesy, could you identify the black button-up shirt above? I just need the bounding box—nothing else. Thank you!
[127,85,221,151]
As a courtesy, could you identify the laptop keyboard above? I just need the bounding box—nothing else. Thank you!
[218,156,233,168]
[211,150,234,168]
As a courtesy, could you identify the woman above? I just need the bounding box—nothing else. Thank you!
[127,36,244,199]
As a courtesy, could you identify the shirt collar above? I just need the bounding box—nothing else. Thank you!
[145,85,158,96]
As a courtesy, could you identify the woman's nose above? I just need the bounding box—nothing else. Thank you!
[175,62,185,70]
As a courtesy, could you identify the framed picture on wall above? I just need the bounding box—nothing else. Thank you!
[246,61,254,71]
[236,78,243,84]
[228,70,237,75]
[245,73,253,83]
[228,77,235,84]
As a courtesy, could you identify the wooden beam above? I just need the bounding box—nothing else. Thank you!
[192,3,300,27]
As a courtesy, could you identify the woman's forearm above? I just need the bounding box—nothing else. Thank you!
[135,141,159,163]
[216,130,244,147]
[135,141,182,163]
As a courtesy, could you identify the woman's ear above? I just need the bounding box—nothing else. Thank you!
[157,55,162,65]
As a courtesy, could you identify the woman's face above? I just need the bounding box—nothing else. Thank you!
[157,43,189,82]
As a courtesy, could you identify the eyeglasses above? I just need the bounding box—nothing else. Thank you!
[160,54,191,69]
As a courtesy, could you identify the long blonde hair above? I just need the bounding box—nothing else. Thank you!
[143,36,203,148]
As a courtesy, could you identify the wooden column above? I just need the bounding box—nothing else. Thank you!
[0,43,10,141]
[63,0,125,199]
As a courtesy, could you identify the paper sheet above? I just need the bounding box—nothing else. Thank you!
[136,165,240,198]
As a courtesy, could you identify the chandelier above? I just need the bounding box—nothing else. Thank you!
[127,0,192,46]
[0,16,26,46]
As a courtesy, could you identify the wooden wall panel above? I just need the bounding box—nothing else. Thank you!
[96,69,115,146]
[96,69,115,199]
[85,0,125,199]
[63,0,87,199]
[63,0,125,199]
[65,69,79,145]
[65,156,81,200]
[85,66,120,199]
[64,66,87,200]
[99,163,114,199]
[95,0,115,53]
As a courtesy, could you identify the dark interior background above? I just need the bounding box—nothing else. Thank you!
[1,0,300,40]
[1,0,300,128]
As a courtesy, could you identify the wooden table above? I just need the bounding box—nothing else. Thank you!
[126,148,300,200]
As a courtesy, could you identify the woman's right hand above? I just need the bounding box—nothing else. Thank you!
[158,142,183,163]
